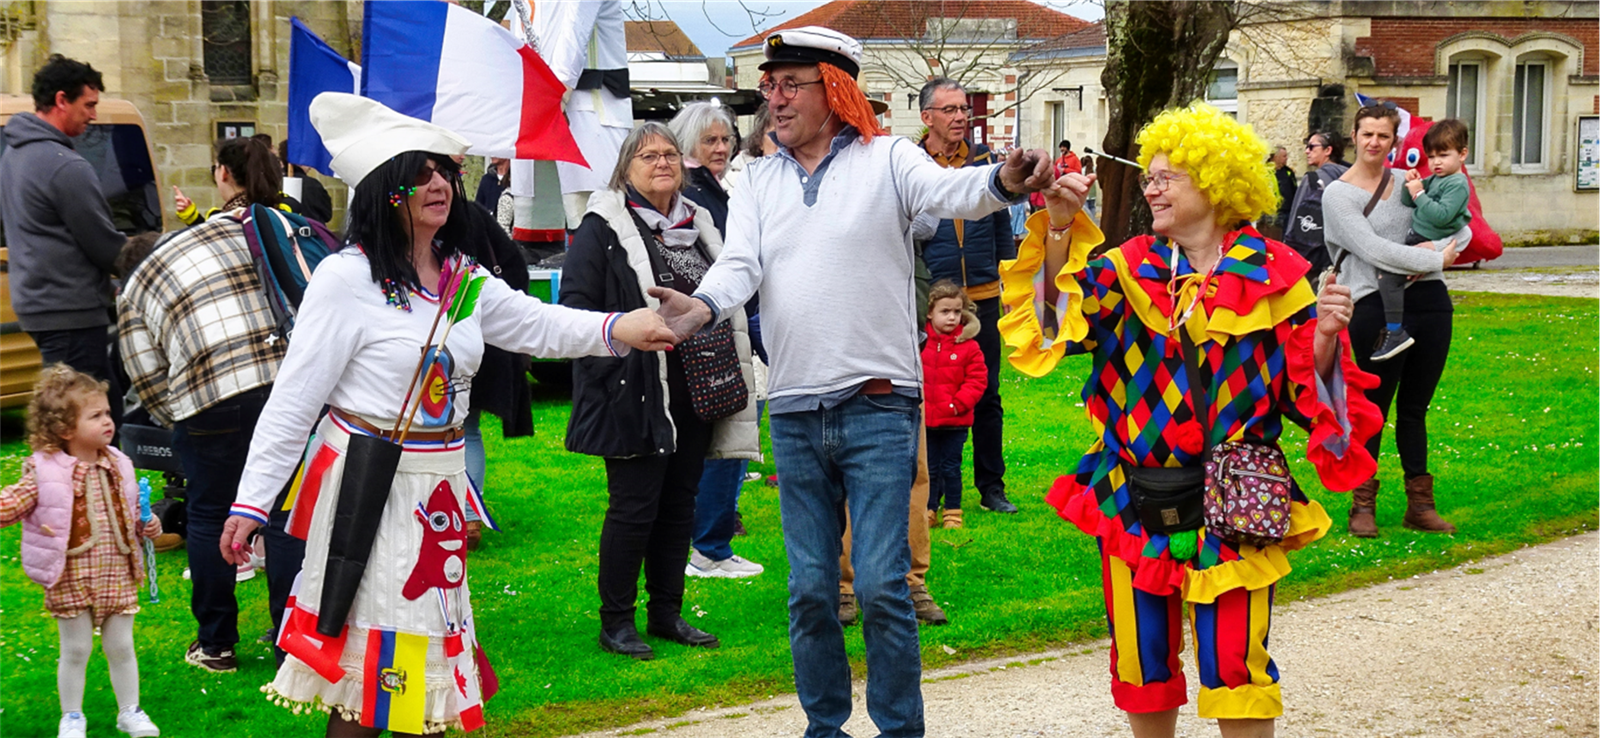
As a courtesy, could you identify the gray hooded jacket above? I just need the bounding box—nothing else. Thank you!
[0,111,125,331]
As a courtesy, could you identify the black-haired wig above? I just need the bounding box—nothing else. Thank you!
[343,152,469,309]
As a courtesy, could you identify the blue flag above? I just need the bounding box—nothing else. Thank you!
[287,17,360,175]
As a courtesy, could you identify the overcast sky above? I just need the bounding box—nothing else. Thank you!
[650,0,1103,59]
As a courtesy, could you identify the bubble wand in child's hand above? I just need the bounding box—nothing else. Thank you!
[138,478,160,604]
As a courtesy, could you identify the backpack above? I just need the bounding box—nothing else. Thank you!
[241,204,342,341]
[1283,163,1348,253]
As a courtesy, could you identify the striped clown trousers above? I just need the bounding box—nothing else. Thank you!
[1099,547,1283,719]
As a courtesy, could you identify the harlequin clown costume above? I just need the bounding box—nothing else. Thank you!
[998,104,1384,721]
[228,94,630,734]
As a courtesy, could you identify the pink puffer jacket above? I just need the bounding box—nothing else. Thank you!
[20,448,140,589]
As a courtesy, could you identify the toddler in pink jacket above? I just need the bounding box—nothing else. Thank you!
[1,365,161,738]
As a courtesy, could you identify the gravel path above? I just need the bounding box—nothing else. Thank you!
[569,532,1598,738]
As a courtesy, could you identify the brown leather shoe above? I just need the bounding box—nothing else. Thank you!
[1402,474,1457,533]
[838,591,858,627]
[152,533,184,552]
[1348,478,1380,538]
[465,520,483,551]
[924,508,937,532]
[942,508,963,529]
[909,584,948,626]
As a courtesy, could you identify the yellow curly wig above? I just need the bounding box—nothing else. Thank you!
[1135,103,1279,227]
[26,363,108,453]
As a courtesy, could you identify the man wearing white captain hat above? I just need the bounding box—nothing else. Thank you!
[653,26,1057,738]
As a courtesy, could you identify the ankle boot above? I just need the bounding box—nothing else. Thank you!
[1402,474,1457,533]
[942,508,963,529]
[1348,478,1380,538]
[925,508,938,532]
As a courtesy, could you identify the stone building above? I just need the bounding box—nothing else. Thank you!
[1,0,360,226]
[726,0,1090,149]
[1011,1,1598,245]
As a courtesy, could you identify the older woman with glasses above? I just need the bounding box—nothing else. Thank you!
[668,102,736,233]
[1001,103,1382,737]
[561,122,759,661]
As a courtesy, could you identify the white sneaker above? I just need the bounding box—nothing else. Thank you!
[717,554,764,578]
[685,549,726,578]
[58,712,87,738]
[116,706,160,737]
[235,559,256,582]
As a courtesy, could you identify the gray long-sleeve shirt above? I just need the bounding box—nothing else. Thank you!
[693,127,1014,414]
[1323,171,1448,303]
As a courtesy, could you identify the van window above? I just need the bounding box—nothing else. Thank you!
[0,122,162,246]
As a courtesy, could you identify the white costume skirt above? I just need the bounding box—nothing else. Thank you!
[264,412,488,734]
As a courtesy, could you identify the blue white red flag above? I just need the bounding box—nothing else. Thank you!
[287,18,360,174]
[360,1,587,166]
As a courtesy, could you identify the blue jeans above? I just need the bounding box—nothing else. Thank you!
[770,393,924,738]
[693,458,746,561]
[693,401,763,561]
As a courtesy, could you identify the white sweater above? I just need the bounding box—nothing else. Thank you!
[229,250,617,521]
[693,130,1013,411]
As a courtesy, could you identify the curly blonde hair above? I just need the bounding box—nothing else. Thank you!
[26,364,109,453]
[1135,103,1278,227]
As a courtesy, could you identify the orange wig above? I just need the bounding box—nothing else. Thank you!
[761,64,887,144]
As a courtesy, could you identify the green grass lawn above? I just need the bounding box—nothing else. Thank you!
[1,292,1594,737]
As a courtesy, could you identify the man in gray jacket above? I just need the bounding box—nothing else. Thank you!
[0,55,126,420]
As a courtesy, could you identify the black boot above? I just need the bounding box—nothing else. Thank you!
[979,489,1018,514]
[647,616,720,648]
[599,625,654,660]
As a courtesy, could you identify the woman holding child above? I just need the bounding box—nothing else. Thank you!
[1324,104,1463,539]
[1003,103,1381,737]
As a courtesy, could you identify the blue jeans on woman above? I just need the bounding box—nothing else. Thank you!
[692,401,763,561]
[769,392,924,738]
[462,408,484,522]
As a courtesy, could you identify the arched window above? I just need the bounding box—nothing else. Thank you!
[1512,53,1551,169]
[202,0,253,87]
[1445,56,1485,166]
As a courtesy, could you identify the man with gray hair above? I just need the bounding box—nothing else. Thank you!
[916,77,1017,516]
[653,26,1055,738]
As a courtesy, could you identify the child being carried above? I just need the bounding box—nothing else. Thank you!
[1373,118,1474,362]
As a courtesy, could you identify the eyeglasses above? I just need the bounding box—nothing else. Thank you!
[923,104,972,116]
[1138,170,1189,193]
[634,151,683,167]
[1305,142,1328,150]
[758,79,823,100]
[700,135,733,148]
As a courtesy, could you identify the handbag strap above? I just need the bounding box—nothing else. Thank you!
[1178,325,1213,459]
[1324,166,1392,290]
[1363,166,1391,218]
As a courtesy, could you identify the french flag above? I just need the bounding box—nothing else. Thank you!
[361,1,587,166]
[286,17,360,174]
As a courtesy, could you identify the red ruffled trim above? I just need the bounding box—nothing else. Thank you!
[1052,475,1186,597]
[1284,321,1384,491]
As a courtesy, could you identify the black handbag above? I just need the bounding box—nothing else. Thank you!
[631,211,749,422]
[1127,465,1206,534]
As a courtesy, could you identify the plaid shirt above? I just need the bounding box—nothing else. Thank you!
[118,212,285,425]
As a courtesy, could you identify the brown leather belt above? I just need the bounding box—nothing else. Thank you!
[857,378,895,396]
[331,408,465,443]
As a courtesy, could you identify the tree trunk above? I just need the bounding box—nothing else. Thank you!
[1098,1,1236,249]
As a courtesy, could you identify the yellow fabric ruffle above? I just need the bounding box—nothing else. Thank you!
[1198,682,1284,720]
[997,209,1105,378]
[1182,500,1332,605]
[1204,278,1318,339]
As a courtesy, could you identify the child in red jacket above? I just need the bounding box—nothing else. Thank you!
[922,280,988,529]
